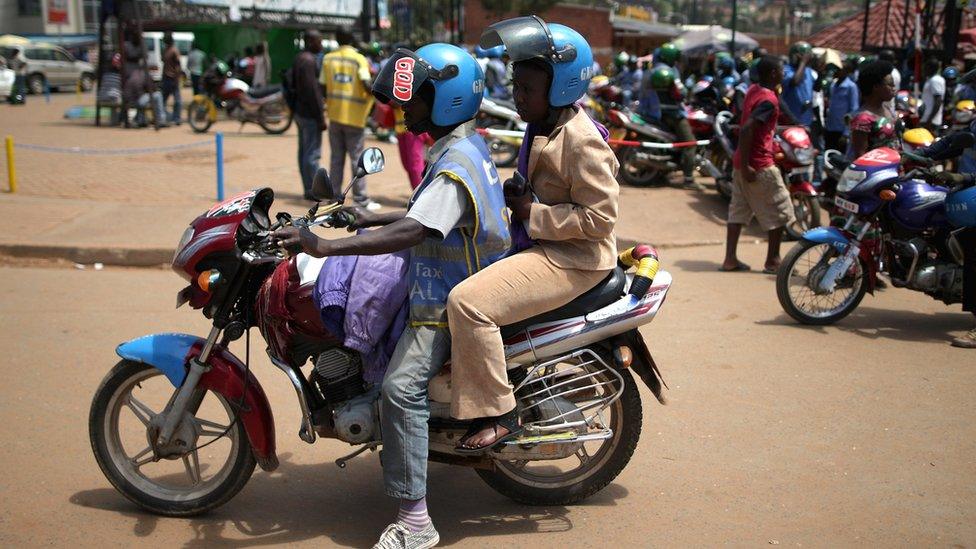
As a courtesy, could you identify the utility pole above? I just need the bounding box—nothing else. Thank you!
[730,0,738,54]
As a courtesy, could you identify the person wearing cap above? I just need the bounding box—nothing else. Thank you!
[446,16,619,454]
[275,42,510,549]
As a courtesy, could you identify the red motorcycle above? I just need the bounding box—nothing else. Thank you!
[187,61,292,135]
[774,125,822,239]
[88,148,673,516]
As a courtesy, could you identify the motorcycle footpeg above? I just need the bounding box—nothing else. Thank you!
[334,441,380,469]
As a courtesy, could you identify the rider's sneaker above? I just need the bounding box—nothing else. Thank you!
[683,178,705,191]
[373,522,440,549]
[358,199,383,212]
[951,327,976,349]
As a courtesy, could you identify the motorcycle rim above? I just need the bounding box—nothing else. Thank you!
[786,194,822,240]
[777,240,867,325]
[90,360,255,515]
[187,101,213,133]
[258,102,293,134]
[619,147,662,187]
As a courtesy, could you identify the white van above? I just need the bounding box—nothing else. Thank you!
[143,31,194,82]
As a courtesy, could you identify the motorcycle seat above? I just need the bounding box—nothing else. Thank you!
[247,85,281,99]
[500,266,627,339]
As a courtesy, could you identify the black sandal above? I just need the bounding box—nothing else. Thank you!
[455,408,523,455]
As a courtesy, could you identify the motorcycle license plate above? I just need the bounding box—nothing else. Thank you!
[834,196,859,214]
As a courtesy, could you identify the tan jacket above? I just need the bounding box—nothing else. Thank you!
[526,107,620,271]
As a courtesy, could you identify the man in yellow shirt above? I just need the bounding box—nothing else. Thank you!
[320,28,379,210]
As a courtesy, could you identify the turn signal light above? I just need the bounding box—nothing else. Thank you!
[879,189,897,201]
[197,269,222,292]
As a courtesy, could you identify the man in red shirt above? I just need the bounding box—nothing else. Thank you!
[722,56,796,273]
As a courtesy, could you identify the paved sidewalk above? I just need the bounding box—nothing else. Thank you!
[0,91,762,265]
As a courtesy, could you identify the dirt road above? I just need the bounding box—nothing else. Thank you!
[0,240,972,547]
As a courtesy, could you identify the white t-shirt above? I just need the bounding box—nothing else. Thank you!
[922,74,946,126]
[891,68,901,92]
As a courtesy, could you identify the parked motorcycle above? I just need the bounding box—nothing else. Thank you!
[776,132,976,325]
[88,148,672,515]
[476,96,526,168]
[187,62,292,135]
[609,107,723,187]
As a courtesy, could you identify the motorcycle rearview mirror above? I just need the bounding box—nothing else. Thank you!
[310,168,334,201]
[357,147,385,176]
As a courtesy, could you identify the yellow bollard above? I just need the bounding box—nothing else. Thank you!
[5,136,16,193]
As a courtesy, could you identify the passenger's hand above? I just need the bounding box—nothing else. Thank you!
[272,226,322,256]
[506,189,533,221]
[930,171,967,187]
[337,205,375,231]
[743,164,758,183]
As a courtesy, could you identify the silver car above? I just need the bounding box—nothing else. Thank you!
[0,44,95,94]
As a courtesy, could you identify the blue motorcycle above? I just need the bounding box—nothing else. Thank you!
[776,133,976,325]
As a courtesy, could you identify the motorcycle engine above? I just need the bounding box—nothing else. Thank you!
[333,392,379,444]
[912,261,964,303]
[311,348,365,405]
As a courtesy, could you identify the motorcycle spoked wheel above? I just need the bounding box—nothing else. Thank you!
[477,366,642,506]
[619,146,664,187]
[776,239,868,325]
[785,193,823,241]
[187,100,214,134]
[258,102,293,135]
[485,122,519,168]
[89,360,255,516]
[711,148,733,201]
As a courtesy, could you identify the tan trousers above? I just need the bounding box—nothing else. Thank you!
[446,247,611,419]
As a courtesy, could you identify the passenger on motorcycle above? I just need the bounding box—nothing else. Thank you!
[847,60,899,160]
[275,43,512,549]
[447,16,620,453]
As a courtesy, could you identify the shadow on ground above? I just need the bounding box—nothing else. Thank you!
[70,451,629,547]
[757,305,969,344]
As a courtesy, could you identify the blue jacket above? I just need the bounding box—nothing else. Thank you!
[826,76,859,134]
[783,64,816,126]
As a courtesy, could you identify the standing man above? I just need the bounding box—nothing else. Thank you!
[721,56,796,274]
[782,41,816,127]
[920,57,945,134]
[293,29,327,200]
[252,42,271,88]
[160,32,182,126]
[824,56,859,153]
[321,28,380,210]
[187,41,206,95]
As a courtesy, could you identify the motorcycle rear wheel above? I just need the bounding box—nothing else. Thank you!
[258,102,293,134]
[187,100,214,134]
[785,194,822,241]
[776,239,868,325]
[477,367,642,506]
[89,360,255,516]
[619,147,663,187]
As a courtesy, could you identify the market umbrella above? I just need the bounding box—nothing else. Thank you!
[673,26,759,57]
[813,47,843,70]
[0,34,31,46]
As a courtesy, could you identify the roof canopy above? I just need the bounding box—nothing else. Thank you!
[612,18,681,39]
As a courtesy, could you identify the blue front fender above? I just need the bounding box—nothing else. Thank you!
[802,226,850,251]
[116,333,204,387]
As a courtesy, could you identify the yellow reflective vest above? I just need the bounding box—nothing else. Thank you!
[320,46,374,128]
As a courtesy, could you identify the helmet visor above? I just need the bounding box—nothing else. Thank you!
[372,48,458,106]
[479,16,576,64]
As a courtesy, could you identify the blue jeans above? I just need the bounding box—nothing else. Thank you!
[160,76,182,124]
[380,325,450,499]
[295,115,322,196]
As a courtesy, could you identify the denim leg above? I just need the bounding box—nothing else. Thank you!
[328,123,348,197]
[171,80,182,124]
[380,326,450,500]
[296,117,309,193]
[296,116,321,195]
[346,127,368,203]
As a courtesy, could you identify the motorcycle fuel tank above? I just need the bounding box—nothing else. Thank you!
[890,180,951,232]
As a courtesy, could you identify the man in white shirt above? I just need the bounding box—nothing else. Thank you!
[920,57,946,131]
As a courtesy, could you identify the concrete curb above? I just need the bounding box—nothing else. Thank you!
[0,237,741,268]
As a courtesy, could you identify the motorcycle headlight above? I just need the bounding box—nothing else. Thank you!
[173,226,195,263]
[836,169,866,193]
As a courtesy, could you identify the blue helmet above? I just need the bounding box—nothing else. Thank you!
[484,45,504,59]
[480,16,593,107]
[473,45,489,58]
[943,66,959,80]
[372,44,485,128]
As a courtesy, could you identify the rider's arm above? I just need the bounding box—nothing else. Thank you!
[791,59,808,87]
[527,127,618,242]
[359,56,373,92]
[311,218,428,257]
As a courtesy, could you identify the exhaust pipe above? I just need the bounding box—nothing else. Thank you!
[698,156,724,179]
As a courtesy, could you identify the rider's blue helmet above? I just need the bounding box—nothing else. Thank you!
[943,66,959,80]
[372,43,485,128]
[722,75,736,88]
[473,45,489,58]
[480,16,593,107]
[484,45,504,59]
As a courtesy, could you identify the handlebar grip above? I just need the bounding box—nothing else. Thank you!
[332,210,356,229]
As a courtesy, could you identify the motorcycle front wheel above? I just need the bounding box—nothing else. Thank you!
[785,193,823,241]
[258,101,293,134]
[776,239,868,325]
[619,147,663,187]
[477,367,642,505]
[89,360,255,516]
[187,100,214,133]
[711,147,733,201]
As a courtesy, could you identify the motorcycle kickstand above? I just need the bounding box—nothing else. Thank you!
[335,441,380,469]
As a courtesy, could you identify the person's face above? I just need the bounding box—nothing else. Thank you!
[401,93,431,133]
[770,64,784,86]
[877,74,896,101]
[512,63,551,124]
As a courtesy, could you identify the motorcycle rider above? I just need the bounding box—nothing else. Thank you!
[447,16,620,453]
[274,43,512,548]
[641,65,702,190]
[782,41,817,127]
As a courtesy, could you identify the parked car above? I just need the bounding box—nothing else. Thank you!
[143,31,194,83]
[0,43,95,94]
[0,66,13,100]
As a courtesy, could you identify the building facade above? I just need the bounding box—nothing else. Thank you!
[0,0,99,35]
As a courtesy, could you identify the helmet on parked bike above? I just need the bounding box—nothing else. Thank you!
[480,16,594,107]
[371,43,485,128]
[657,42,680,66]
[649,66,676,91]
